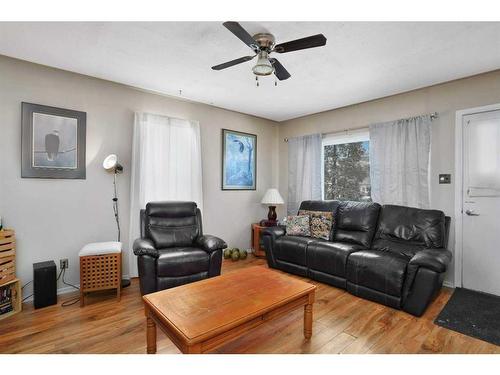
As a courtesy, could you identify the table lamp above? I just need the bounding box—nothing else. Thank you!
[260,188,284,227]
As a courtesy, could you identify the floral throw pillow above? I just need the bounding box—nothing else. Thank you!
[286,215,311,237]
[298,210,334,240]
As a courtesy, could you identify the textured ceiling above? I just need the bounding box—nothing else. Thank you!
[1,22,500,121]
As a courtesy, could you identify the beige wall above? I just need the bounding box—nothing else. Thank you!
[0,55,279,296]
[3,51,500,294]
[278,69,500,285]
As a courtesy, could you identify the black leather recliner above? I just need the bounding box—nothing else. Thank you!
[262,200,452,316]
[133,201,227,295]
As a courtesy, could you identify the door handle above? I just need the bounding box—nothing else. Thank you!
[465,209,480,216]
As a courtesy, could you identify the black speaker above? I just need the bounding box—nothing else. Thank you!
[33,261,57,309]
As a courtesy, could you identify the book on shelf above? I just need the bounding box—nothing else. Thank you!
[0,285,12,303]
[0,304,13,315]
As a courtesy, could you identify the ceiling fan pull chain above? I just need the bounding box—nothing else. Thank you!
[275,78,277,86]
[256,76,259,87]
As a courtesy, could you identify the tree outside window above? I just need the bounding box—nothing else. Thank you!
[323,140,371,201]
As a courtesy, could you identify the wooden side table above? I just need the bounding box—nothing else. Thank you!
[251,223,267,258]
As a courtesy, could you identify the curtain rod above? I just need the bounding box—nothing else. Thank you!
[283,112,438,142]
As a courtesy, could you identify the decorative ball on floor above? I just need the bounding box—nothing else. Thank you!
[231,249,240,261]
[224,248,249,261]
[224,249,232,259]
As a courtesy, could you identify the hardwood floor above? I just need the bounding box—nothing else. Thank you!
[0,257,498,354]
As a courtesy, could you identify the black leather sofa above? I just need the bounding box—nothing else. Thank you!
[262,200,451,316]
[133,201,227,295]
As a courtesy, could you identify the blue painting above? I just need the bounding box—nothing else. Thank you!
[222,129,256,190]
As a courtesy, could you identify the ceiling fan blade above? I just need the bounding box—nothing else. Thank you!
[270,58,291,80]
[274,34,327,53]
[223,21,259,52]
[211,55,255,70]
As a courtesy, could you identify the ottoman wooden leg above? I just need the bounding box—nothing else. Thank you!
[79,257,84,307]
[117,252,122,302]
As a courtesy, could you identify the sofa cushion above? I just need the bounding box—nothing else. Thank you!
[334,201,381,247]
[157,247,209,277]
[274,235,320,266]
[371,239,425,259]
[298,210,334,240]
[375,205,445,249]
[346,250,408,297]
[307,241,364,278]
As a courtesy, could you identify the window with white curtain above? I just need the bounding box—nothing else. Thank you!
[321,129,371,202]
[128,112,203,277]
[369,115,431,208]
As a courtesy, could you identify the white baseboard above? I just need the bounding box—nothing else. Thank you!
[22,274,130,303]
[443,280,455,289]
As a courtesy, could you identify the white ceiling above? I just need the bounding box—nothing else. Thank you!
[1,22,500,121]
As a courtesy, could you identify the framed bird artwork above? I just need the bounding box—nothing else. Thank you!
[21,102,86,179]
[221,129,257,190]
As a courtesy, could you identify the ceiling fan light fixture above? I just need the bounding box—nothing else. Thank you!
[252,51,274,76]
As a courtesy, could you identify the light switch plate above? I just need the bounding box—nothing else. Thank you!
[439,174,451,184]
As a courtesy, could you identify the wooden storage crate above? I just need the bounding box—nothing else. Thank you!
[0,278,21,320]
[0,230,16,285]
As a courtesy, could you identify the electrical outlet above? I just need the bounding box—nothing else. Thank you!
[60,258,69,270]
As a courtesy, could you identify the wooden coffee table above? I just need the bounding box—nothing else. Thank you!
[142,266,316,354]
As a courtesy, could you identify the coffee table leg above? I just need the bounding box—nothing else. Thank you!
[186,343,202,354]
[304,303,313,340]
[147,316,157,354]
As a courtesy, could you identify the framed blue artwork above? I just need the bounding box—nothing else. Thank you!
[222,129,257,190]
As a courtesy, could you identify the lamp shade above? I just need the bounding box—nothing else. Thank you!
[103,154,123,173]
[103,154,118,170]
[252,51,274,76]
[261,188,284,205]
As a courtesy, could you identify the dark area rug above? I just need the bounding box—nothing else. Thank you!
[434,287,500,346]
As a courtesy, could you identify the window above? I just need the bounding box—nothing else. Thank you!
[321,129,371,202]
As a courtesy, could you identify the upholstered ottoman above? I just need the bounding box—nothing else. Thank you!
[79,241,122,307]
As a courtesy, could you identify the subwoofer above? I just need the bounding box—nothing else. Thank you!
[33,261,57,309]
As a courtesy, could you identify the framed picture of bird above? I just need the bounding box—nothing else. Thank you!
[21,102,86,179]
[221,128,257,190]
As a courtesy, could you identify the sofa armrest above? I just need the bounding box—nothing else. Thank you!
[409,248,452,273]
[196,235,227,253]
[262,225,286,239]
[261,225,286,268]
[133,238,159,258]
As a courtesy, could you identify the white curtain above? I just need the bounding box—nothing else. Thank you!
[287,134,322,214]
[128,112,203,277]
[369,115,431,208]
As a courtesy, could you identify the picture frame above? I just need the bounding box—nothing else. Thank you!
[21,102,86,179]
[221,129,257,190]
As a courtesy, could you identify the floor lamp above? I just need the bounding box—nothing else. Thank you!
[103,154,130,288]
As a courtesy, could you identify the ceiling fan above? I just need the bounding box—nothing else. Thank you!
[211,22,327,83]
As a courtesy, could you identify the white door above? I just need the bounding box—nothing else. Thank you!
[462,109,500,296]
